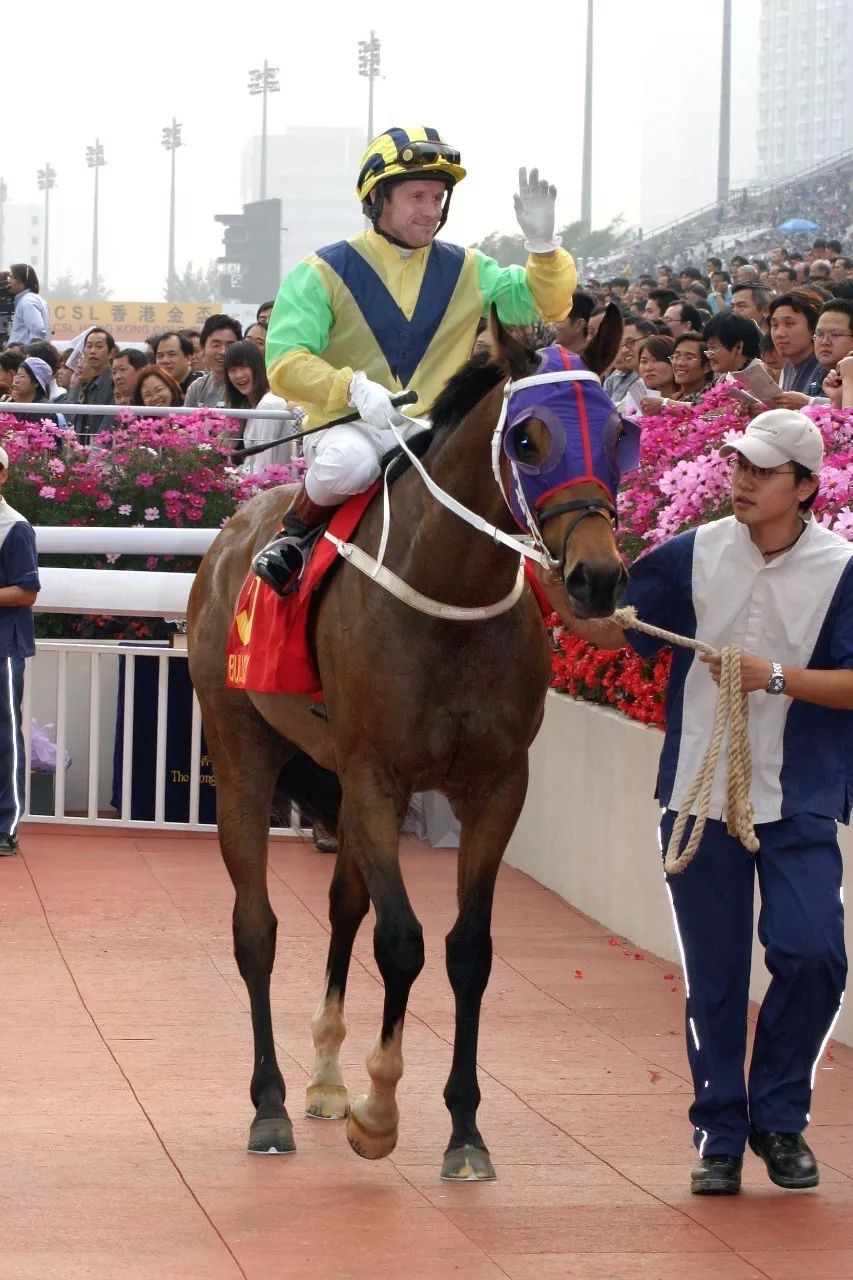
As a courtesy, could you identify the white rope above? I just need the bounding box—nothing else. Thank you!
[609,606,759,875]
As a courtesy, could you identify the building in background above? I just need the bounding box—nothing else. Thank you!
[2,203,43,274]
[757,0,853,181]
[242,125,365,275]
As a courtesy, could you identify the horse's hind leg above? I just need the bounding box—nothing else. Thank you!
[306,840,369,1119]
[441,763,529,1182]
[203,700,294,1154]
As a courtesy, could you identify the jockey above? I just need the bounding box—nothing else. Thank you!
[252,125,578,594]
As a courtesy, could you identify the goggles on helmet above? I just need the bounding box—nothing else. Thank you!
[396,141,462,170]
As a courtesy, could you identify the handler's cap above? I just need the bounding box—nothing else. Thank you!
[720,408,824,475]
[0,446,8,470]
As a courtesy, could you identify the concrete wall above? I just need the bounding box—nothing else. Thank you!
[505,689,853,1047]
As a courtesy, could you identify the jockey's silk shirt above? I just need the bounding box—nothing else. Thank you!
[623,515,853,824]
[266,227,577,429]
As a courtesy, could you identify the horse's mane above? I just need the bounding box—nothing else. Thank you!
[429,353,505,436]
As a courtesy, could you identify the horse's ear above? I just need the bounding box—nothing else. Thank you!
[582,302,624,378]
[488,305,532,379]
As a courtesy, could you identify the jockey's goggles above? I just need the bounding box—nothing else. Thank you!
[395,141,462,170]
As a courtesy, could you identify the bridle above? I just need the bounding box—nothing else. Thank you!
[538,495,619,576]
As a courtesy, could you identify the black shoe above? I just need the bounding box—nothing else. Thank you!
[691,1155,743,1195]
[252,542,305,597]
[748,1128,819,1189]
[0,833,19,856]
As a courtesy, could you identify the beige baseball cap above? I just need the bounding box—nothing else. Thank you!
[720,409,824,474]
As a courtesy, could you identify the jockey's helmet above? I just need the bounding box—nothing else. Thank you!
[357,126,467,235]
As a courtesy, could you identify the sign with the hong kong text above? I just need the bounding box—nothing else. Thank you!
[49,300,223,343]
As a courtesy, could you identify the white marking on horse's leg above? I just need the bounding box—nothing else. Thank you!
[305,992,350,1119]
[346,1025,403,1160]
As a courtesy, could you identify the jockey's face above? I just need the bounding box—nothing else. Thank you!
[377,179,447,248]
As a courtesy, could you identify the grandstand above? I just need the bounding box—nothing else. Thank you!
[595,147,853,275]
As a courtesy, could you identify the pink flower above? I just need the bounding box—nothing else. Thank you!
[136,473,155,488]
[118,504,132,516]
[38,485,56,499]
[96,494,113,510]
[143,507,160,522]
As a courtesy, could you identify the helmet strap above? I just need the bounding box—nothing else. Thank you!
[364,179,454,250]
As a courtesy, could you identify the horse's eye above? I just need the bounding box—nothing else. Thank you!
[513,424,538,462]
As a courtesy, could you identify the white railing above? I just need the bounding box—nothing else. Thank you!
[26,523,305,835]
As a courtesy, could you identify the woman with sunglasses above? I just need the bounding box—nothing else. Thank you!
[253,125,579,596]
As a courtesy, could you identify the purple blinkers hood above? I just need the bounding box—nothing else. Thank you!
[501,345,641,530]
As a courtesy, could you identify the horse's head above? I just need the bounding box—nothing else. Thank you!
[490,305,637,619]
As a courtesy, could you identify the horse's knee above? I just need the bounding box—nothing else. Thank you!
[374,917,425,988]
[329,866,370,931]
[446,921,493,997]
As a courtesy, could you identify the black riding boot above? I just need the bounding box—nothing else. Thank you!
[251,485,338,597]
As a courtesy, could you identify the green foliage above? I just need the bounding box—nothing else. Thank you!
[164,261,221,303]
[470,216,635,267]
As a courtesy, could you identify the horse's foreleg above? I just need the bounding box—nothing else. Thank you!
[441,763,529,1182]
[207,710,293,1155]
[306,842,370,1120]
[339,771,424,1161]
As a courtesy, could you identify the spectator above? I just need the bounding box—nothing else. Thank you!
[809,259,833,284]
[24,341,64,401]
[132,365,184,409]
[769,290,822,398]
[64,327,116,440]
[244,322,269,355]
[637,333,677,410]
[112,349,148,405]
[0,351,23,401]
[179,328,205,372]
[0,444,40,855]
[831,257,853,284]
[154,331,200,395]
[602,317,655,402]
[703,312,764,379]
[183,315,242,408]
[663,301,704,338]
[761,331,785,382]
[736,264,760,285]
[223,340,304,470]
[709,269,733,311]
[256,300,275,327]
[7,265,50,346]
[776,266,797,288]
[645,288,679,322]
[670,332,713,401]
[808,300,853,403]
[554,292,597,352]
[55,348,75,394]
[731,284,770,328]
[8,357,60,426]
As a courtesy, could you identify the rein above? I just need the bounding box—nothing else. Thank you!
[325,366,614,621]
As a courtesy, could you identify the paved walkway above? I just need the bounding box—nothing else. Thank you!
[2,826,852,1279]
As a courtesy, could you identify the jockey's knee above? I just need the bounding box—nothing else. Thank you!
[305,433,382,504]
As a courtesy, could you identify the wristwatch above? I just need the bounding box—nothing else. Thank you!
[765,661,787,695]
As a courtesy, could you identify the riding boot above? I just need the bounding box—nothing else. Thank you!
[251,484,339,597]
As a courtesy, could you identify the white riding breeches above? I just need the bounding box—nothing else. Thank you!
[302,418,423,506]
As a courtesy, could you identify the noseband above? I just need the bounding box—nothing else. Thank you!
[537,496,618,572]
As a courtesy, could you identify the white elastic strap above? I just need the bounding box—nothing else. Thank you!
[324,533,527,621]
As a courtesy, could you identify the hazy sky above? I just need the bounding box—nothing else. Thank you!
[3,0,760,299]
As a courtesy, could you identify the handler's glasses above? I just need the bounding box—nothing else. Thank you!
[732,457,797,481]
[396,141,461,168]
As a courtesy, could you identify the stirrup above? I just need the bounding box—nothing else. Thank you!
[251,527,325,597]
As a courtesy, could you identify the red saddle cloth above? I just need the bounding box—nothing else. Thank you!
[225,484,379,695]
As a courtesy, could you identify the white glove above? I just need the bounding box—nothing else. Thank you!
[348,371,404,430]
[513,166,560,254]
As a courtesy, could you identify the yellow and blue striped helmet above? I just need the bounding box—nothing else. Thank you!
[356,126,467,204]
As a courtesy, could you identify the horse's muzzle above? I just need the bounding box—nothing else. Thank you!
[563,558,628,620]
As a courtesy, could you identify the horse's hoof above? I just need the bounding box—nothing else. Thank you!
[314,835,338,853]
[346,1094,398,1160]
[305,1082,350,1120]
[247,1115,296,1155]
[441,1145,496,1181]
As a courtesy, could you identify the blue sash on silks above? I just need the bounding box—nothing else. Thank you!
[316,240,465,386]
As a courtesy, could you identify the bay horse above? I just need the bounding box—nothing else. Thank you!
[187,307,629,1181]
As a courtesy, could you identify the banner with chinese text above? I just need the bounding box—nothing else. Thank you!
[49,300,223,343]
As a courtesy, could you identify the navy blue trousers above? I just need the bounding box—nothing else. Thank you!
[0,656,26,837]
[661,809,847,1157]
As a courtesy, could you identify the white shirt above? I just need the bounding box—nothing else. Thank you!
[8,290,51,345]
[240,393,304,475]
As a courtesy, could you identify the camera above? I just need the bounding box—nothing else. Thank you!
[0,272,14,346]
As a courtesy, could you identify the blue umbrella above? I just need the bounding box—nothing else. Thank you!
[777,218,821,234]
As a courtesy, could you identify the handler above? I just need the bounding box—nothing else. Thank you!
[253,124,577,594]
[539,409,853,1197]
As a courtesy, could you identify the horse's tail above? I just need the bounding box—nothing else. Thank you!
[273,749,341,832]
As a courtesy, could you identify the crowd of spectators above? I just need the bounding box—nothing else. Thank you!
[0,275,303,464]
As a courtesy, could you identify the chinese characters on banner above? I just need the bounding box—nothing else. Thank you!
[48,301,223,343]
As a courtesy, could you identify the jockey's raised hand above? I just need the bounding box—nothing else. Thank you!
[514,167,560,255]
[348,371,405,430]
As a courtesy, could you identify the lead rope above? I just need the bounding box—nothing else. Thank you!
[602,606,759,874]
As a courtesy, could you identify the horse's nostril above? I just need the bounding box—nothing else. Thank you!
[565,562,592,602]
